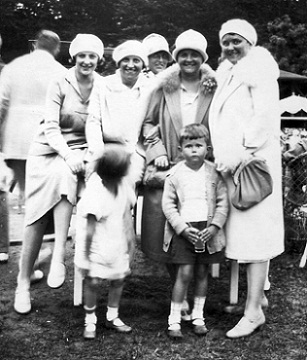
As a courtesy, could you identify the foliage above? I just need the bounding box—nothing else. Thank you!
[1,0,307,70]
[267,14,307,75]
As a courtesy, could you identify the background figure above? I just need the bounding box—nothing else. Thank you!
[14,34,104,315]
[209,19,284,338]
[142,33,173,77]
[141,29,216,318]
[75,144,135,339]
[0,30,66,210]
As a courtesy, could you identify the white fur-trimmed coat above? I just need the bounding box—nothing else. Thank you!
[209,46,284,261]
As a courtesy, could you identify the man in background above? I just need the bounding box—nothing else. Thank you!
[0,30,66,262]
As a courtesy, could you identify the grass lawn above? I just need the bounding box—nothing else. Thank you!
[0,237,306,360]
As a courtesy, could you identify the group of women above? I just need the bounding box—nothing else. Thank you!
[14,18,284,339]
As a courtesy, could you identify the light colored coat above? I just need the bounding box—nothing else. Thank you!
[143,63,216,165]
[162,160,229,253]
[0,50,66,159]
[209,46,284,261]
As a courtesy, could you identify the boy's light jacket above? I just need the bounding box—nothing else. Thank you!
[162,160,229,253]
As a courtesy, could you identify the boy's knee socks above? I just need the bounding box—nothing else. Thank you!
[168,301,182,325]
[191,296,206,320]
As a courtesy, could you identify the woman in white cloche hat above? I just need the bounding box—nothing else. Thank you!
[14,34,104,314]
[140,29,218,338]
[142,33,173,77]
[209,19,284,338]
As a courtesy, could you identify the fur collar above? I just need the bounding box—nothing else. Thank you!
[216,46,279,87]
[157,63,217,94]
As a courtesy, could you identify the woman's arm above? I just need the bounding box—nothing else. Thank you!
[142,89,168,165]
[44,78,72,159]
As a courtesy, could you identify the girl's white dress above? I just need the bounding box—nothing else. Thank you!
[74,173,136,280]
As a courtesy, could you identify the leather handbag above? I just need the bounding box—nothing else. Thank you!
[231,156,273,210]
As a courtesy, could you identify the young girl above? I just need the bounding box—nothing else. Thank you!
[74,143,135,339]
[162,124,229,338]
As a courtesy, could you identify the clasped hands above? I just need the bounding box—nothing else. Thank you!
[181,225,218,246]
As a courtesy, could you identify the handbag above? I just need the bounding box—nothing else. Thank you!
[142,163,172,188]
[231,156,273,210]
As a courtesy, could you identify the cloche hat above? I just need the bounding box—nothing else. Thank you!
[219,19,258,46]
[172,29,208,62]
[143,33,173,62]
[69,34,104,60]
[112,40,148,67]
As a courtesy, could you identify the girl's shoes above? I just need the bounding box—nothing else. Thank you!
[84,313,97,339]
[105,317,132,333]
[226,312,265,338]
[168,323,183,339]
[84,322,96,339]
[192,318,209,336]
[0,253,9,262]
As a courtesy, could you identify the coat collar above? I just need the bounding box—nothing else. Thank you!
[158,64,215,138]
[158,63,216,94]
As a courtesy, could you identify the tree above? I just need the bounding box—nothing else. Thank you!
[267,14,307,75]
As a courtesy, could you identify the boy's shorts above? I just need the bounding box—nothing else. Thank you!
[167,221,224,265]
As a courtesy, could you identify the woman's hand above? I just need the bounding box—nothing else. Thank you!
[65,153,85,175]
[154,155,169,169]
[181,226,200,245]
[198,225,219,243]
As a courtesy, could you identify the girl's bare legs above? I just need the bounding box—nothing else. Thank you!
[47,197,73,288]
[106,279,132,333]
[14,214,50,313]
[83,277,98,339]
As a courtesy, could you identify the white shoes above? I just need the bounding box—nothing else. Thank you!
[226,312,266,338]
[0,253,9,262]
[47,262,66,289]
[14,288,31,314]
[30,269,44,284]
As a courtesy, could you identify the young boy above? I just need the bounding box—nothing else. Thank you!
[162,123,229,338]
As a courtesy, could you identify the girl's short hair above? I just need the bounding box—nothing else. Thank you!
[179,123,209,145]
[96,143,131,181]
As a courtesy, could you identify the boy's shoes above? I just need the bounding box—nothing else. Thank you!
[226,312,266,338]
[14,288,31,314]
[167,323,183,339]
[30,269,44,284]
[192,318,209,336]
[105,317,132,333]
[84,323,96,339]
[47,262,66,289]
[0,253,9,263]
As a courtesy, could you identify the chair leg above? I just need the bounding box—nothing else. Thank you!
[230,260,239,305]
[210,263,220,278]
[74,264,83,306]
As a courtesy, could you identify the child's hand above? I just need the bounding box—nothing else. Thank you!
[198,225,218,242]
[65,153,85,175]
[181,227,200,245]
